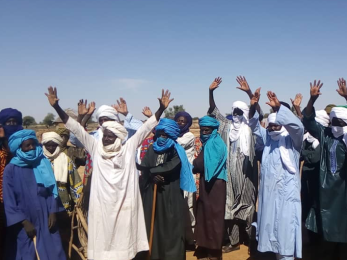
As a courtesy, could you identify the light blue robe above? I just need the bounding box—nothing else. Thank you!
[249,106,303,258]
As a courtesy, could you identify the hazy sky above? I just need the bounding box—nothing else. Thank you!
[1,0,347,122]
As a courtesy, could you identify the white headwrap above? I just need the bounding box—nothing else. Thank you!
[315,110,329,127]
[330,107,347,146]
[42,132,69,183]
[303,110,329,149]
[95,105,121,124]
[267,113,296,174]
[229,101,252,156]
[98,121,128,159]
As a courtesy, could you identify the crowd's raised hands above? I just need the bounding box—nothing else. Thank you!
[336,78,347,100]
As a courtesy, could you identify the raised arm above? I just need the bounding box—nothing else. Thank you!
[81,101,96,127]
[266,91,304,151]
[248,88,266,147]
[290,93,303,119]
[236,75,261,114]
[127,89,174,150]
[305,80,323,117]
[336,78,347,103]
[113,98,143,139]
[208,77,222,114]
[45,87,97,153]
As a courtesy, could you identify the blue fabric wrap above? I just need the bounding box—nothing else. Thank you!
[199,116,227,182]
[0,108,23,138]
[8,130,58,198]
[153,118,196,192]
[174,111,193,137]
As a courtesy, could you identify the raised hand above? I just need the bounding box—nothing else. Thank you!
[209,77,222,91]
[158,89,174,110]
[113,98,128,116]
[310,80,323,101]
[87,101,96,115]
[251,87,261,106]
[336,78,347,100]
[266,91,281,111]
[45,86,59,107]
[236,76,251,93]
[78,99,88,116]
[142,106,153,118]
[290,93,303,107]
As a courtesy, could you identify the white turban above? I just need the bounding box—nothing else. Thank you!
[330,106,347,146]
[95,105,120,123]
[98,121,128,159]
[229,101,252,156]
[41,132,69,183]
[267,113,277,124]
[315,110,329,127]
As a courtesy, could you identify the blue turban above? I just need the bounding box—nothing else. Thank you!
[0,108,23,138]
[174,112,193,137]
[199,116,227,182]
[9,130,58,198]
[153,118,196,192]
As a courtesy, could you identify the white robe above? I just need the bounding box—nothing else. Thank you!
[66,116,158,260]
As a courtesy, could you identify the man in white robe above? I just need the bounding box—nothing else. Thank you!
[45,87,174,260]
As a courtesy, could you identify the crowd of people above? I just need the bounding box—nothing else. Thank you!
[0,76,346,260]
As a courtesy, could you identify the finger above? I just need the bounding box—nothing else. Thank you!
[319,83,323,89]
[266,102,272,107]
[317,80,321,87]
[236,87,242,90]
[290,98,294,103]
[169,98,174,103]
[85,99,88,106]
[310,82,312,89]
[117,100,121,106]
[162,89,164,97]
[54,87,57,97]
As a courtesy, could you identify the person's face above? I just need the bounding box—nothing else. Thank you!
[5,118,18,126]
[99,117,115,126]
[102,129,117,146]
[233,108,244,117]
[331,117,347,127]
[60,134,69,147]
[0,125,4,138]
[267,123,282,132]
[21,139,36,152]
[176,116,187,128]
[157,130,168,139]
[200,126,213,135]
[44,141,59,154]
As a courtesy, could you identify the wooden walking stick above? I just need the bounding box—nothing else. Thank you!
[300,160,304,179]
[33,236,41,260]
[148,183,158,260]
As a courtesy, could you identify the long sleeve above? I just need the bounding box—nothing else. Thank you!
[124,113,144,140]
[208,107,230,143]
[302,107,323,140]
[2,166,26,226]
[177,132,195,164]
[249,111,267,148]
[126,115,158,152]
[276,105,304,151]
[65,117,97,154]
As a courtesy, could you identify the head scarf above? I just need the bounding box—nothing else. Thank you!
[8,130,58,198]
[325,104,336,115]
[199,116,227,182]
[267,113,296,174]
[303,109,330,149]
[98,121,128,159]
[0,108,23,138]
[55,127,70,137]
[229,101,252,156]
[95,105,120,124]
[42,132,69,183]
[330,106,347,146]
[174,112,193,137]
[153,118,196,192]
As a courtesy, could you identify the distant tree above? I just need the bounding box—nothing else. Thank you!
[23,116,37,128]
[42,113,55,126]
[164,105,185,119]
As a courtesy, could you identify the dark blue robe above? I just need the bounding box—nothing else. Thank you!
[3,163,66,260]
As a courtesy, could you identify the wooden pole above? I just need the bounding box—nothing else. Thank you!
[33,236,40,260]
[148,184,158,260]
[300,160,304,179]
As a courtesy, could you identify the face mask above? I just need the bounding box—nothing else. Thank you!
[24,149,37,158]
[232,115,243,124]
[200,134,211,143]
[331,126,347,139]
[156,137,168,146]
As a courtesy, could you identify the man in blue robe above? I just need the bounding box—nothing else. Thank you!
[3,130,65,260]
[248,89,303,260]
